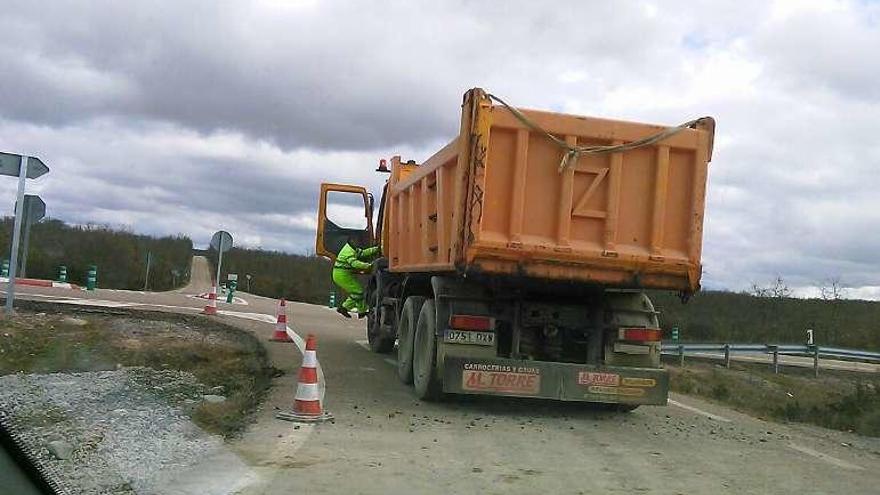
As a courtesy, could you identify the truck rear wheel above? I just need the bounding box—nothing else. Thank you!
[397,296,425,384]
[413,299,443,401]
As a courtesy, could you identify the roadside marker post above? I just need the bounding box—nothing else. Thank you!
[769,345,780,374]
[1,260,8,278]
[226,274,238,303]
[328,291,336,308]
[2,153,49,315]
[86,265,97,291]
[723,343,731,369]
[58,265,67,283]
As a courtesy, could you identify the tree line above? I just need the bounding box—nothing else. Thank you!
[0,217,192,291]
[651,282,879,350]
[208,246,333,305]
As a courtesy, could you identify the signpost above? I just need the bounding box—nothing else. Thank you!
[16,194,46,278]
[143,251,153,291]
[210,230,233,288]
[2,152,49,314]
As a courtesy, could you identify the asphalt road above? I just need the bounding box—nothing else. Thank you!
[4,257,880,494]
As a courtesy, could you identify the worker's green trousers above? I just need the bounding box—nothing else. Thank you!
[332,268,367,313]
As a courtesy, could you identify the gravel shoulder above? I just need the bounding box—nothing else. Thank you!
[0,307,274,495]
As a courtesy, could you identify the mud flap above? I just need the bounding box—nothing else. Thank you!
[443,357,668,405]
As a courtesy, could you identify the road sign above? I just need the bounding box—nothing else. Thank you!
[5,154,50,314]
[210,231,233,253]
[228,273,238,281]
[16,195,46,222]
[210,230,233,288]
[16,195,46,277]
[0,152,49,179]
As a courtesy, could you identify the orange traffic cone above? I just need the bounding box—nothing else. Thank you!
[270,299,293,342]
[276,334,333,423]
[202,286,218,315]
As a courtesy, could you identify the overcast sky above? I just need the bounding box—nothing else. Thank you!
[1,0,879,298]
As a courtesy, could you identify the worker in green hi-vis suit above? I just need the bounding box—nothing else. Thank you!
[332,238,380,318]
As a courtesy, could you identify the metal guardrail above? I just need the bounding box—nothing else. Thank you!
[660,341,880,376]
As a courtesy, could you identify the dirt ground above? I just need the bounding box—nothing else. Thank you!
[0,306,276,436]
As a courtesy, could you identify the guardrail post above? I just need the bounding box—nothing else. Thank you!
[770,345,779,374]
[679,344,685,368]
[724,344,731,368]
[813,345,819,378]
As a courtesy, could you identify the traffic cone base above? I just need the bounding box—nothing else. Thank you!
[276,334,332,424]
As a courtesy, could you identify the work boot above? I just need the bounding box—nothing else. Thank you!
[337,307,352,318]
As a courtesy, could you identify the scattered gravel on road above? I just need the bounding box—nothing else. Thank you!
[0,367,238,495]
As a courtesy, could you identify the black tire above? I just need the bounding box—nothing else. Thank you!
[367,284,395,354]
[413,299,443,401]
[397,296,426,384]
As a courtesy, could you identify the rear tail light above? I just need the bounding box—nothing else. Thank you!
[619,327,662,342]
[449,315,494,331]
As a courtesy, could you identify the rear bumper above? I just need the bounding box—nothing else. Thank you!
[442,356,668,405]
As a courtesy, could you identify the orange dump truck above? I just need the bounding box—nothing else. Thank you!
[316,88,715,407]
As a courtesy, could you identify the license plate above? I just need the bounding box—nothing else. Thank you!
[443,329,495,346]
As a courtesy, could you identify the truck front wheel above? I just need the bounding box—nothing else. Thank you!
[367,285,395,354]
[413,299,443,401]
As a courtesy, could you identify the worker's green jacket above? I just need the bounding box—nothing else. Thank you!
[334,243,380,272]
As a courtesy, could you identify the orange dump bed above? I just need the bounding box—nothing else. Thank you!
[383,89,715,293]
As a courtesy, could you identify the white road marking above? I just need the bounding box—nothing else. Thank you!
[667,399,732,422]
[218,310,325,402]
[788,443,864,471]
[187,294,249,306]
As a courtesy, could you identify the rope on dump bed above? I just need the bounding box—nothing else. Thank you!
[486,93,710,172]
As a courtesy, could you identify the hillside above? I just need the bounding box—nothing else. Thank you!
[0,218,192,291]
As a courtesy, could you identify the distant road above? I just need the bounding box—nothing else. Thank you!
[2,257,879,494]
[685,350,880,374]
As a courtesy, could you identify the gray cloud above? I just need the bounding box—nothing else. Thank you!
[0,0,879,298]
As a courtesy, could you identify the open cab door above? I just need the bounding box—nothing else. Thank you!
[316,183,374,261]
